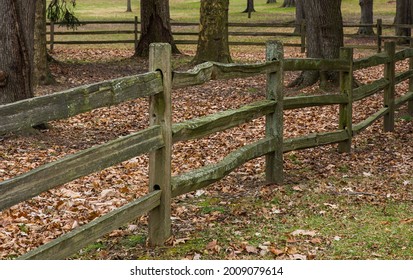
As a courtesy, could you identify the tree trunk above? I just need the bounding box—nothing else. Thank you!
[282,0,296,7]
[135,0,180,57]
[34,0,53,87]
[267,0,277,3]
[126,0,132,12]
[357,0,374,35]
[243,0,256,13]
[193,0,232,64]
[395,0,412,44]
[0,0,36,104]
[294,0,305,33]
[290,0,344,88]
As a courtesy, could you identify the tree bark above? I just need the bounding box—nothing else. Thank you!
[34,0,52,87]
[358,0,374,35]
[243,0,256,13]
[395,0,412,44]
[282,0,296,7]
[290,0,344,88]
[0,0,36,104]
[193,0,232,64]
[135,0,180,57]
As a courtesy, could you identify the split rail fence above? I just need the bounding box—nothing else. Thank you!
[0,41,412,259]
[47,18,413,52]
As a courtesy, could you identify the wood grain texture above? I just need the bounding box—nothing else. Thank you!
[0,126,163,211]
[19,191,161,260]
[0,72,162,134]
[172,100,276,143]
[284,94,348,109]
[171,138,276,197]
[283,130,348,152]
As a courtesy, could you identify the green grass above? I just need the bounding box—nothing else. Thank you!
[50,0,396,23]
[47,0,398,52]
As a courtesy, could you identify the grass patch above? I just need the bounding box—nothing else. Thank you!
[122,174,413,260]
[122,234,146,248]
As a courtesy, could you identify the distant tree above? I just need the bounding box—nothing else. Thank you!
[34,0,51,87]
[193,0,232,64]
[281,0,295,7]
[0,1,37,104]
[243,0,256,13]
[290,0,344,88]
[267,0,277,3]
[47,0,80,29]
[358,0,374,35]
[394,0,412,44]
[126,0,132,12]
[135,0,180,57]
[33,0,78,88]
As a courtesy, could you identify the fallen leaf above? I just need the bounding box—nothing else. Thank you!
[269,247,284,256]
[245,245,258,254]
[291,229,317,237]
[310,237,322,244]
[400,218,413,224]
[291,254,307,260]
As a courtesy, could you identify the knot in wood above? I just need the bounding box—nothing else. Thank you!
[0,71,8,87]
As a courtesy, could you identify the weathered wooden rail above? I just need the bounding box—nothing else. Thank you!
[47,18,413,52]
[0,41,412,260]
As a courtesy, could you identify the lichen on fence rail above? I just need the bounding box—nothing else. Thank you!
[18,190,162,260]
[0,125,163,212]
[172,61,280,88]
[172,100,277,143]
[0,72,162,134]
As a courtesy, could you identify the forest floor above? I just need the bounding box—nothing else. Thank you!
[0,45,412,260]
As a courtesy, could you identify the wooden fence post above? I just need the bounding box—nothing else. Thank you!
[265,41,284,184]
[377,19,382,53]
[148,43,172,246]
[409,40,413,115]
[50,21,55,51]
[300,20,306,54]
[338,47,354,153]
[384,41,396,132]
[134,16,139,50]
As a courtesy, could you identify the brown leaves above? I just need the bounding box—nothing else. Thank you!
[1,47,412,260]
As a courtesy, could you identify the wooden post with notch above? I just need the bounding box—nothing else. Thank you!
[265,41,284,184]
[408,40,413,115]
[377,19,382,53]
[384,41,396,132]
[148,43,172,246]
[338,47,354,153]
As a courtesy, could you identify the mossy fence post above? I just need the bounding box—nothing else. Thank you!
[265,41,284,184]
[338,47,354,153]
[148,43,172,246]
[383,41,396,132]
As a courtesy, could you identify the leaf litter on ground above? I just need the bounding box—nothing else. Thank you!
[0,46,412,260]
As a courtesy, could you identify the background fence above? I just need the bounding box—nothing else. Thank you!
[0,41,412,259]
[47,18,413,52]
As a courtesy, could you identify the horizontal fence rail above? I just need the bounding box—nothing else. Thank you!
[0,72,162,134]
[1,41,413,260]
[46,18,413,52]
